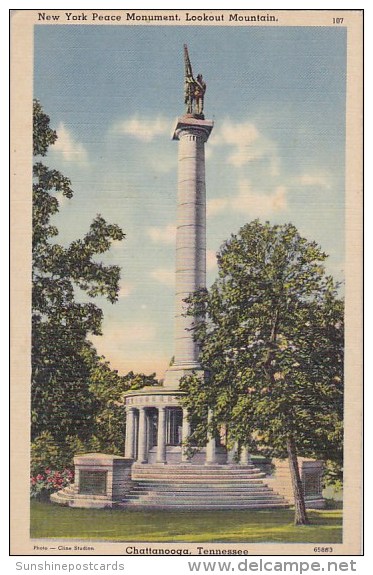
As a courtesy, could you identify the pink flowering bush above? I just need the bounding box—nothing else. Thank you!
[30,468,74,499]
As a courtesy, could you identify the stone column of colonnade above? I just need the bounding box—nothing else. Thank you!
[125,405,190,464]
[156,407,167,464]
[181,407,191,463]
[137,407,148,464]
[124,407,136,459]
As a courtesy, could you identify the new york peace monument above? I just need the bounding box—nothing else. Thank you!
[51,46,324,510]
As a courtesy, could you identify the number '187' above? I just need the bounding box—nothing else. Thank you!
[333,18,344,24]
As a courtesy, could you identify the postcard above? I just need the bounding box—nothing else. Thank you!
[10,9,363,557]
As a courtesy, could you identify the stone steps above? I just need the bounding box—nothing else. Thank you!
[50,486,75,505]
[130,484,271,492]
[131,477,267,484]
[118,502,289,511]
[132,469,265,475]
[50,464,290,511]
[126,493,283,502]
[63,485,76,494]
[122,463,289,510]
[132,464,259,473]
[121,500,288,510]
[131,464,267,482]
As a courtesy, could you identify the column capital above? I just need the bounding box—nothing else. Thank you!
[172,116,214,142]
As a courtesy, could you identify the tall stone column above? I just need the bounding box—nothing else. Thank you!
[124,407,136,459]
[164,116,213,389]
[137,407,148,464]
[156,406,167,464]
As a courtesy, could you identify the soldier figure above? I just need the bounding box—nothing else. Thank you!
[195,74,206,115]
[184,45,206,117]
[184,75,195,114]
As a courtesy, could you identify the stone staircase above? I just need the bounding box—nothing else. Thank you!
[119,463,289,510]
[50,484,76,506]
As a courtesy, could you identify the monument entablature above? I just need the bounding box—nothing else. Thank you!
[125,392,184,408]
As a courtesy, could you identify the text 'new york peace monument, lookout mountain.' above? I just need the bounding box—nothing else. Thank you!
[51,46,324,510]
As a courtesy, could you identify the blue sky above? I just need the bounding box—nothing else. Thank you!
[34,24,347,377]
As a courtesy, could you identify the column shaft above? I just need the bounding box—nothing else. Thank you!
[137,407,148,464]
[205,409,217,465]
[181,408,191,462]
[164,118,213,390]
[124,407,136,459]
[240,446,250,466]
[227,441,238,464]
[174,130,206,367]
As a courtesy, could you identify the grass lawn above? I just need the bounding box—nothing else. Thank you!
[30,501,342,543]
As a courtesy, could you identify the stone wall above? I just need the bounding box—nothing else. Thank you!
[266,457,325,509]
[265,458,325,509]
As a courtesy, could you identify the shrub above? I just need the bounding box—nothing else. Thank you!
[30,468,74,499]
[31,432,69,476]
[31,432,103,476]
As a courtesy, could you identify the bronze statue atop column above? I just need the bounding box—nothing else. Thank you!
[184,44,206,118]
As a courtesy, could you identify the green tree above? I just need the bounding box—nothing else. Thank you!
[32,100,126,444]
[181,220,343,525]
[87,347,158,454]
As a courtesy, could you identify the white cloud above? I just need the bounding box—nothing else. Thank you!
[53,123,88,164]
[150,267,175,287]
[232,181,288,216]
[208,181,288,220]
[220,121,259,167]
[147,224,176,244]
[211,119,280,175]
[113,116,170,143]
[299,173,332,190]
